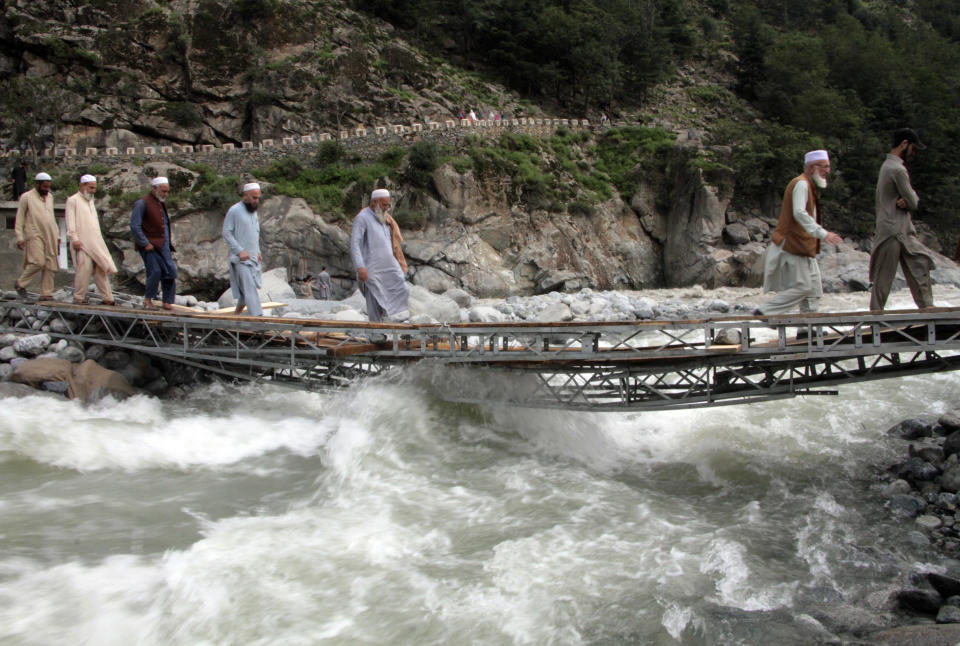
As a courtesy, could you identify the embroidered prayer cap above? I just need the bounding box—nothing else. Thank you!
[371,188,390,200]
[242,182,261,193]
[35,172,52,181]
[803,150,829,165]
[79,174,96,184]
[151,176,169,186]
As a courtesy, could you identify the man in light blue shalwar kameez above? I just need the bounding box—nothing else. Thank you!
[223,183,264,316]
[350,188,410,323]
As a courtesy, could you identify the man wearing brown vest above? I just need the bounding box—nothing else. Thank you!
[130,176,177,310]
[755,150,843,316]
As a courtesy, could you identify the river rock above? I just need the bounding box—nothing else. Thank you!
[534,302,573,322]
[0,364,12,381]
[940,410,960,433]
[49,319,75,334]
[13,333,51,357]
[897,457,940,482]
[939,463,960,492]
[866,623,960,644]
[332,309,365,321]
[468,305,506,323]
[889,494,925,518]
[896,588,943,614]
[889,418,933,440]
[41,381,69,394]
[0,346,17,361]
[937,605,960,623]
[85,345,106,362]
[805,602,892,636]
[57,346,85,364]
[408,285,460,323]
[944,432,960,459]
[442,288,473,308]
[0,334,18,348]
[927,573,960,599]
[101,350,130,370]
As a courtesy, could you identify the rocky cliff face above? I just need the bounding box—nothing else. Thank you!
[0,0,523,151]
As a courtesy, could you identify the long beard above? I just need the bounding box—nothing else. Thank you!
[812,174,827,189]
[373,206,387,224]
[82,191,94,203]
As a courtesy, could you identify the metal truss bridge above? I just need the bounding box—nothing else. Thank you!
[2,298,959,412]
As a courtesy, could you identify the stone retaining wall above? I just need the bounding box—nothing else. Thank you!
[6,117,603,176]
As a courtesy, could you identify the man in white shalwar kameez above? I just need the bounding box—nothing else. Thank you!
[350,188,410,323]
[223,183,264,316]
[756,150,843,316]
[14,172,59,300]
[66,174,116,305]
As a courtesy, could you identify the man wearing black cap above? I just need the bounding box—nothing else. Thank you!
[869,127,934,311]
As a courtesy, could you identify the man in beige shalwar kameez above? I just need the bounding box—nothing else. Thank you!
[14,172,59,300]
[66,174,116,305]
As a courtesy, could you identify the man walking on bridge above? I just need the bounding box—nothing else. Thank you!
[350,188,409,323]
[222,183,264,316]
[131,177,177,310]
[756,150,843,316]
[869,128,934,311]
[66,174,116,305]
[14,171,59,300]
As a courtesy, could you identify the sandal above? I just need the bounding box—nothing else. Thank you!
[101,300,116,306]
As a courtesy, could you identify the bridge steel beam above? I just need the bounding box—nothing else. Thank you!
[2,300,959,411]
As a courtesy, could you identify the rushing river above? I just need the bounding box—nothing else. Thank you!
[1,287,959,645]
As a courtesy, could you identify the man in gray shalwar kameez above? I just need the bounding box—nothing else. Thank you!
[869,127,935,311]
[223,183,264,316]
[350,188,410,322]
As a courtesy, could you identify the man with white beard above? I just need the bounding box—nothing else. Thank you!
[130,176,177,310]
[350,188,410,323]
[869,127,934,311]
[755,150,843,316]
[66,174,116,305]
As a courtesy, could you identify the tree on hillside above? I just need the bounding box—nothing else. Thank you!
[0,77,77,160]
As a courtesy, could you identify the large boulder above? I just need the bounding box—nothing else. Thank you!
[408,285,460,323]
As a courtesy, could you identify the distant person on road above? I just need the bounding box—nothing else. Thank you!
[130,176,177,310]
[869,128,934,311]
[350,188,409,323]
[223,183,264,316]
[755,150,843,316]
[13,171,58,300]
[317,266,331,300]
[9,159,27,200]
[66,174,116,305]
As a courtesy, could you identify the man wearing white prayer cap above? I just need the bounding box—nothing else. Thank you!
[755,150,843,317]
[66,174,116,305]
[350,187,410,324]
[222,182,264,316]
[13,171,58,300]
[130,175,177,309]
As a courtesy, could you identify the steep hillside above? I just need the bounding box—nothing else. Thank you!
[0,0,529,152]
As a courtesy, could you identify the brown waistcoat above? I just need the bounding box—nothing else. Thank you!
[140,192,173,250]
[771,174,820,258]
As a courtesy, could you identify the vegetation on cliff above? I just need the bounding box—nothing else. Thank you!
[1,0,960,249]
